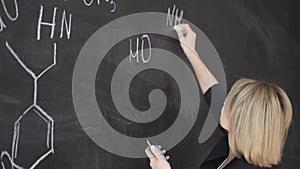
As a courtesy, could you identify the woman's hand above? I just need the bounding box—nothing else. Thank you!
[145,145,171,169]
[174,24,197,57]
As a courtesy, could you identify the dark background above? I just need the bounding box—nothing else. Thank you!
[0,0,299,168]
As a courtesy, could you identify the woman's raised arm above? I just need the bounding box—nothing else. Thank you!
[174,24,218,94]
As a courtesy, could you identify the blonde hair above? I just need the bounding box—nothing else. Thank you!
[227,78,292,167]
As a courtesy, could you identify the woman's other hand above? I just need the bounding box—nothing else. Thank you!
[145,145,171,169]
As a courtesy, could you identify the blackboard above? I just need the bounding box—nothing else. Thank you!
[0,0,299,169]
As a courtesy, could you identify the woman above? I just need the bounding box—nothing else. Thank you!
[145,24,293,169]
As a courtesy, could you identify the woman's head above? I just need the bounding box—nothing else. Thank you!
[221,78,292,167]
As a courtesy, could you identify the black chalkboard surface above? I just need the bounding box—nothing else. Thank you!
[0,0,299,169]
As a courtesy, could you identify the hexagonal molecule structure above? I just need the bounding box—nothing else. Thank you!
[0,42,56,169]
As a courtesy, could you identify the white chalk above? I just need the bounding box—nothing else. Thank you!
[173,25,181,31]
[174,25,187,37]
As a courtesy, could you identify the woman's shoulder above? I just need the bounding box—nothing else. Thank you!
[200,133,279,169]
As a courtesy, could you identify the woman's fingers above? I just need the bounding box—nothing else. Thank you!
[174,24,187,38]
[145,147,152,157]
[175,24,193,37]
[145,147,156,159]
[174,25,184,39]
[145,144,170,163]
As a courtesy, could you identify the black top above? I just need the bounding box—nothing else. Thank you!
[200,84,270,169]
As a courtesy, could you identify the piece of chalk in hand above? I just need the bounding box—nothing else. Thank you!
[174,25,187,37]
[173,25,180,31]
[146,140,167,160]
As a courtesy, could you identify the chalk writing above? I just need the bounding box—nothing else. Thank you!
[129,34,152,63]
[0,0,19,32]
[82,0,116,12]
[0,16,6,32]
[0,42,56,169]
[1,0,19,21]
[60,10,72,39]
[37,5,72,40]
[166,5,184,27]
